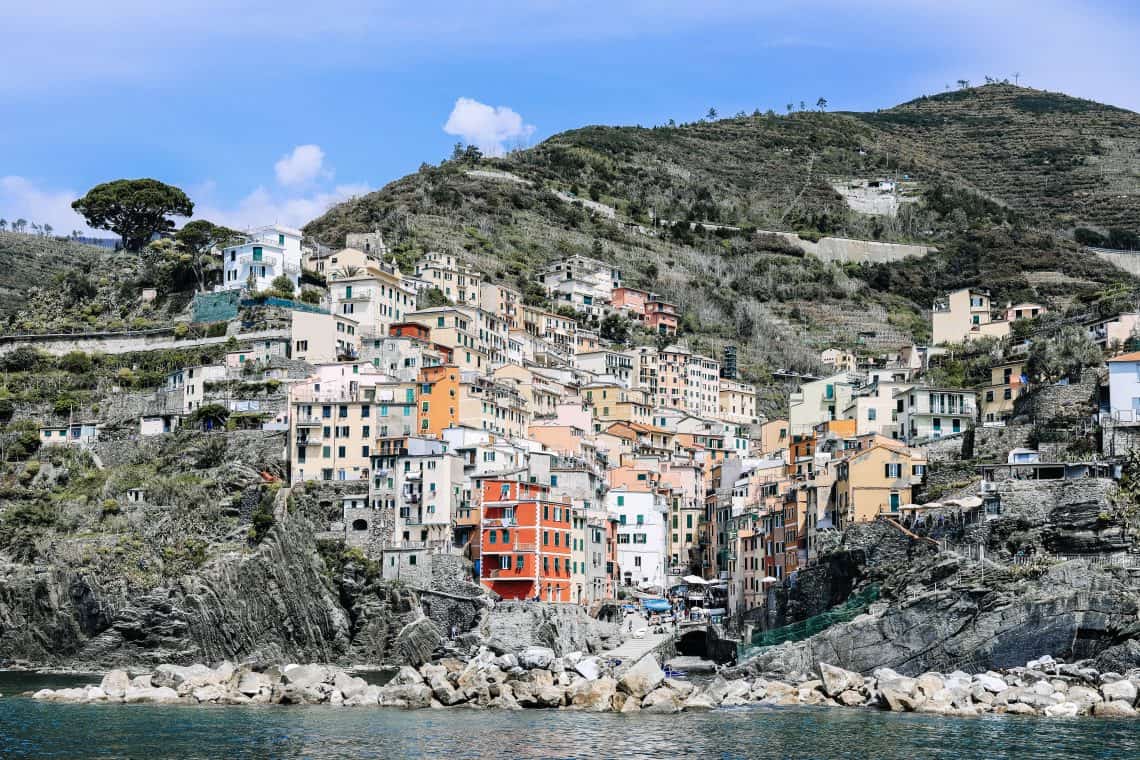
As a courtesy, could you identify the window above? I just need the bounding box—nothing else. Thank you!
[516,555,524,570]
[501,529,509,543]
[867,408,877,421]
[1003,388,1012,400]
[986,390,994,402]
[885,463,902,478]
[617,534,630,544]
[322,446,331,458]
[550,475,558,487]
[489,531,496,544]
[499,555,509,569]
[616,495,624,507]
[362,425,370,438]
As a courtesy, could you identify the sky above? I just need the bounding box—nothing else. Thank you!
[1,0,1137,236]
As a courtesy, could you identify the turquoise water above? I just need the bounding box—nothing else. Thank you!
[1,672,1136,759]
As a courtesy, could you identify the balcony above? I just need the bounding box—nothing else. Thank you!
[295,416,324,427]
[482,517,518,528]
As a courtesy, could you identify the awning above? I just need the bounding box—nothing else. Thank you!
[642,599,672,612]
[682,575,709,585]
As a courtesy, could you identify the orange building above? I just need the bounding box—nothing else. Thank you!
[479,479,573,602]
[645,298,679,335]
[417,364,460,436]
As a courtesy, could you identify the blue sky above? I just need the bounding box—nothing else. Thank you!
[2,0,1137,234]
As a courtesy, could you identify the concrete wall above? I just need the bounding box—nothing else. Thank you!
[1093,250,1140,278]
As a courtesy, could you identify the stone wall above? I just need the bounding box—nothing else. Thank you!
[1016,376,1097,424]
[0,327,289,357]
[756,229,931,264]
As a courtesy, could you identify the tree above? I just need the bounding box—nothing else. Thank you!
[269,274,295,298]
[1026,326,1102,383]
[956,79,970,89]
[0,219,6,231]
[176,219,241,292]
[799,100,806,111]
[423,287,452,308]
[816,97,828,111]
[706,107,718,120]
[786,103,793,114]
[13,219,26,232]
[42,224,53,237]
[599,313,630,345]
[72,178,193,251]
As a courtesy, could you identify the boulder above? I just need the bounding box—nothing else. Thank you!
[721,679,752,706]
[568,677,617,712]
[1066,685,1103,708]
[915,673,944,700]
[390,665,425,686]
[619,694,641,714]
[998,702,1037,716]
[1093,700,1138,717]
[682,692,717,711]
[817,663,863,698]
[282,664,330,688]
[618,655,665,700]
[192,685,226,703]
[641,686,683,714]
[420,663,448,681]
[334,672,369,700]
[536,685,566,708]
[124,686,181,704]
[574,657,602,681]
[880,686,924,712]
[377,683,432,709]
[100,669,130,699]
[519,646,556,670]
[84,686,109,703]
[1100,679,1138,705]
[1044,701,1080,718]
[235,670,272,697]
[152,664,217,690]
[665,678,694,697]
[395,617,442,666]
[969,685,994,705]
[973,673,1008,694]
[837,690,866,707]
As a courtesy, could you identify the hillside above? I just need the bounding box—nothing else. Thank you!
[305,84,1140,393]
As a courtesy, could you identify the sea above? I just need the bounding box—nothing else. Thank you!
[0,671,1134,759]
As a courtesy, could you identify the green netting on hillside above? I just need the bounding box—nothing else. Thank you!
[192,291,241,323]
[739,585,880,658]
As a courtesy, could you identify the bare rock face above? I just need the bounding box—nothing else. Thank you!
[618,655,665,700]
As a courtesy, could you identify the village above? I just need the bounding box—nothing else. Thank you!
[18,221,1140,647]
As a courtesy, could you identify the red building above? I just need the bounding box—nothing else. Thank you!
[645,298,679,335]
[479,479,573,602]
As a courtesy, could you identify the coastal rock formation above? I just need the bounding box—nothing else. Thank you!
[29,653,1140,720]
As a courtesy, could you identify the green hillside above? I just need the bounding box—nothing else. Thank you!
[305,84,1139,396]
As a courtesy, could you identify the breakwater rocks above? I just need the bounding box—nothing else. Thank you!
[27,651,1140,718]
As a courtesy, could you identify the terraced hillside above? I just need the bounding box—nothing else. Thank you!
[857,85,1140,232]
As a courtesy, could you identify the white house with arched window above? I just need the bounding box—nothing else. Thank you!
[219,225,303,292]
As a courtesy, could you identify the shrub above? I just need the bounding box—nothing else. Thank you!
[56,351,93,373]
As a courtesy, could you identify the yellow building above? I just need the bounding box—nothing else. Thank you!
[980,360,1027,424]
[583,383,652,430]
[833,443,926,527]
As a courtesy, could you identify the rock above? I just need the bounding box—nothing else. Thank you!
[493,654,519,671]
[192,685,226,703]
[880,686,924,712]
[420,663,448,681]
[998,702,1037,716]
[974,673,1008,694]
[837,689,866,706]
[235,670,271,696]
[916,700,954,715]
[721,679,752,706]
[1093,700,1138,717]
[536,685,566,708]
[1067,685,1103,708]
[1044,701,1080,718]
[683,692,717,711]
[124,686,181,704]
[390,665,424,686]
[970,684,994,705]
[574,657,601,681]
[619,694,641,714]
[817,663,863,698]
[519,646,556,670]
[915,673,944,700]
[153,663,218,690]
[84,686,109,702]
[618,655,665,700]
[568,677,617,712]
[703,675,731,704]
[395,617,443,666]
[334,672,368,700]
[100,669,130,698]
[129,675,153,689]
[665,678,694,697]
[377,683,432,709]
[282,664,330,688]
[641,686,682,714]
[1100,679,1138,705]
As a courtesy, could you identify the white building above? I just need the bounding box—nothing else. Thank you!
[220,225,303,292]
[1107,352,1140,424]
[895,385,978,443]
[607,487,668,590]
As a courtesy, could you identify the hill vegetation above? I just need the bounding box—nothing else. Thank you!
[306,84,1139,394]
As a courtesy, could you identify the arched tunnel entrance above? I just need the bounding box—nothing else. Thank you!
[676,627,736,664]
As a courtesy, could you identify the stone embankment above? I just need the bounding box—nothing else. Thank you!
[28,652,1140,718]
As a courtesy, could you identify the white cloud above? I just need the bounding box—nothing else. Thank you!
[274,144,328,187]
[443,97,536,156]
[0,176,94,234]
[195,183,371,232]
